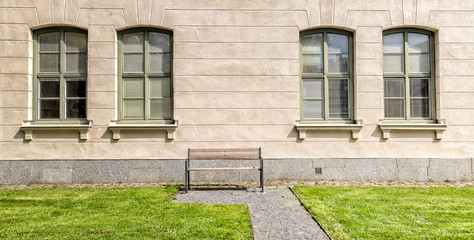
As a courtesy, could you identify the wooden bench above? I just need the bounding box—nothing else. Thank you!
[184,148,263,193]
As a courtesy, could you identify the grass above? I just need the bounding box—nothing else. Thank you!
[292,185,474,240]
[0,186,253,239]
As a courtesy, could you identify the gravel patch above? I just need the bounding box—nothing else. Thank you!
[174,187,330,240]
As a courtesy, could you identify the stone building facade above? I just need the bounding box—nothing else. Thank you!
[0,0,473,184]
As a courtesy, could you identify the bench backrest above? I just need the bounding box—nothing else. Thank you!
[188,148,261,160]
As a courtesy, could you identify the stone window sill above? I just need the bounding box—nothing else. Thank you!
[378,120,447,140]
[108,121,178,140]
[20,120,92,141]
[295,120,363,140]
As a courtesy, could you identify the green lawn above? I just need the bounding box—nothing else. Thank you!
[0,186,253,240]
[292,186,474,240]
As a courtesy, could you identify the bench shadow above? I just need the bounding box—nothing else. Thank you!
[179,184,250,192]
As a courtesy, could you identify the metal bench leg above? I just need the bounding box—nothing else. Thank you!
[259,148,264,192]
[185,159,188,193]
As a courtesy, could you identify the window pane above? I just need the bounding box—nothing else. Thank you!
[65,32,87,52]
[328,34,348,53]
[123,99,144,119]
[384,78,404,98]
[66,99,86,119]
[301,34,322,53]
[303,79,323,99]
[408,33,429,53]
[383,33,403,53]
[123,78,144,98]
[66,80,86,98]
[329,79,349,119]
[303,100,323,119]
[149,32,170,52]
[328,54,348,73]
[150,53,170,73]
[150,78,170,98]
[150,99,171,119]
[123,33,144,52]
[410,99,430,118]
[302,54,323,73]
[40,99,60,119]
[40,80,60,98]
[408,53,430,73]
[66,53,87,73]
[39,53,60,73]
[383,53,404,73]
[39,32,60,51]
[410,78,429,97]
[385,99,404,118]
[123,53,144,73]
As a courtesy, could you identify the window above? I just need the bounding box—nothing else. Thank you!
[383,29,435,121]
[300,29,353,122]
[118,28,173,123]
[34,28,87,122]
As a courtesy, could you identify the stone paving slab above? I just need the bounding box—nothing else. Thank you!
[173,187,330,240]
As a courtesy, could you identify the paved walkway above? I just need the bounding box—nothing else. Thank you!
[174,187,330,240]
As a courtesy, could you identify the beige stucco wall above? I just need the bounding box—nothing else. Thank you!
[1,0,473,161]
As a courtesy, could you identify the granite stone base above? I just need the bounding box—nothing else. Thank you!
[0,158,472,184]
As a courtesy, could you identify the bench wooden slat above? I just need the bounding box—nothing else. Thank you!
[189,148,259,153]
[189,154,260,160]
[188,167,261,171]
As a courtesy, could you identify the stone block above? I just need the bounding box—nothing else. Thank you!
[0,91,29,108]
[88,25,117,42]
[0,74,29,91]
[356,59,383,76]
[439,27,474,43]
[438,60,474,76]
[272,159,316,180]
[344,159,398,181]
[176,125,295,142]
[174,42,298,59]
[0,40,29,58]
[42,169,72,184]
[174,59,299,76]
[87,91,116,109]
[175,108,298,125]
[87,74,116,92]
[356,43,382,59]
[356,76,383,92]
[320,168,345,181]
[129,169,160,183]
[439,93,474,109]
[10,161,42,184]
[428,158,471,181]
[356,27,382,43]
[0,58,29,74]
[174,26,299,43]
[72,160,128,183]
[0,161,10,184]
[0,24,30,40]
[88,42,116,59]
[163,10,308,29]
[397,159,429,168]
[343,11,392,29]
[174,76,299,92]
[399,168,428,182]
[0,8,38,27]
[313,158,346,168]
[159,160,185,182]
[76,9,127,28]
[174,92,299,109]
[357,92,383,109]
[88,59,117,75]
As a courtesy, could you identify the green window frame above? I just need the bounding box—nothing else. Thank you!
[33,27,88,123]
[383,28,435,122]
[118,28,173,123]
[300,29,354,123]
